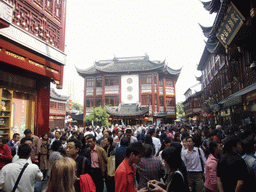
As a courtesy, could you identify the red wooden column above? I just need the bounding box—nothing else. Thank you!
[151,74,155,113]
[156,73,160,113]
[102,75,105,106]
[36,79,50,136]
[119,75,122,104]
[83,78,87,126]
[163,77,167,112]
[173,78,177,118]
[93,77,96,107]
[139,74,142,103]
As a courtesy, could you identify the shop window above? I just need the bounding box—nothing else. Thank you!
[50,101,55,109]
[166,97,174,106]
[12,91,35,136]
[105,96,119,106]
[159,79,163,86]
[159,97,164,106]
[105,76,119,86]
[142,95,152,105]
[86,98,94,107]
[165,79,174,87]
[86,78,94,87]
[141,74,152,84]
[96,77,102,87]
[57,103,65,110]
[154,75,157,84]
[96,97,102,107]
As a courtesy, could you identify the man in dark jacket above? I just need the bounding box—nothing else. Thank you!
[115,137,130,169]
[217,135,248,192]
[7,133,20,157]
[66,138,91,192]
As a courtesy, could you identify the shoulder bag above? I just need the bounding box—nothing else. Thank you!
[12,163,29,192]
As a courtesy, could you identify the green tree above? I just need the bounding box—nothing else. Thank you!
[83,106,110,126]
[67,101,84,112]
[176,102,184,118]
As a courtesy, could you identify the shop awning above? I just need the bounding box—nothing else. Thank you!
[153,112,167,117]
[219,83,256,108]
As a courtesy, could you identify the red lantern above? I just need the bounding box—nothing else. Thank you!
[69,99,72,102]
[207,114,212,118]
[144,117,149,121]
[69,103,72,106]
[68,120,72,124]
[68,125,71,128]
[69,116,72,118]
[108,117,113,121]
[69,108,72,110]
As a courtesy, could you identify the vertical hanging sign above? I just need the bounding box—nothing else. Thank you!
[216,2,245,49]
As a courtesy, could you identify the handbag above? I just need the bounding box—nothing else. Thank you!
[12,163,29,192]
[197,148,205,181]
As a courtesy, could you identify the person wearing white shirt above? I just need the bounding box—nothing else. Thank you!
[148,128,161,156]
[0,144,43,192]
[50,131,61,146]
[125,128,138,144]
[12,137,33,164]
[181,136,206,192]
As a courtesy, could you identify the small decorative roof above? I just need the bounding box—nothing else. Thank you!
[69,112,83,121]
[182,91,202,104]
[201,0,221,14]
[199,0,230,39]
[50,88,70,101]
[105,103,149,117]
[197,40,224,71]
[77,55,181,77]
[196,75,202,82]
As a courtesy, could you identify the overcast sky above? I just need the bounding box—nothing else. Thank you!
[59,0,216,105]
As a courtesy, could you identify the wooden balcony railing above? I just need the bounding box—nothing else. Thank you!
[4,0,66,51]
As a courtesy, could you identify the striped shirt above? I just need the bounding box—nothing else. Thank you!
[182,147,206,172]
[135,156,165,189]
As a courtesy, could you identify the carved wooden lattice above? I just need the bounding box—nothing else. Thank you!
[244,70,256,87]
[4,0,64,50]
[231,82,239,94]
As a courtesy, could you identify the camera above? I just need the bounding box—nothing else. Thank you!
[147,183,156,190]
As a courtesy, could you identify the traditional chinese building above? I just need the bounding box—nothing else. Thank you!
[49,89,69,129]
[0,0,67,138]
[77,55,181,126]
[198,0,256,125]
[183,84,202,124]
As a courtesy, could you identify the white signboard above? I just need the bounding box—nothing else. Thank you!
[121,75,139,103]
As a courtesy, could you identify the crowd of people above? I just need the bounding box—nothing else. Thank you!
[0,122,255,192]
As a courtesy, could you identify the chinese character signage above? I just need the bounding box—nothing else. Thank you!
[216,2,245,48]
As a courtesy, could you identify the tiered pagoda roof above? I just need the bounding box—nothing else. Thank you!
[105,103,149,117]
[77,55,181,78]
[199,0,230,39]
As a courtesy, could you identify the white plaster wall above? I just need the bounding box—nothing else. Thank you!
[121,75,139,103]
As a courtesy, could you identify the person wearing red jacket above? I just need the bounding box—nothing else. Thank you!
[0,137,12,170]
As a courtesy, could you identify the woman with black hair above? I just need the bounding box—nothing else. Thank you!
[144,134,155,155]
[156,137,172,158]
[47,140,63,179]
[39,133,50,180]
[148,146,190,192]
